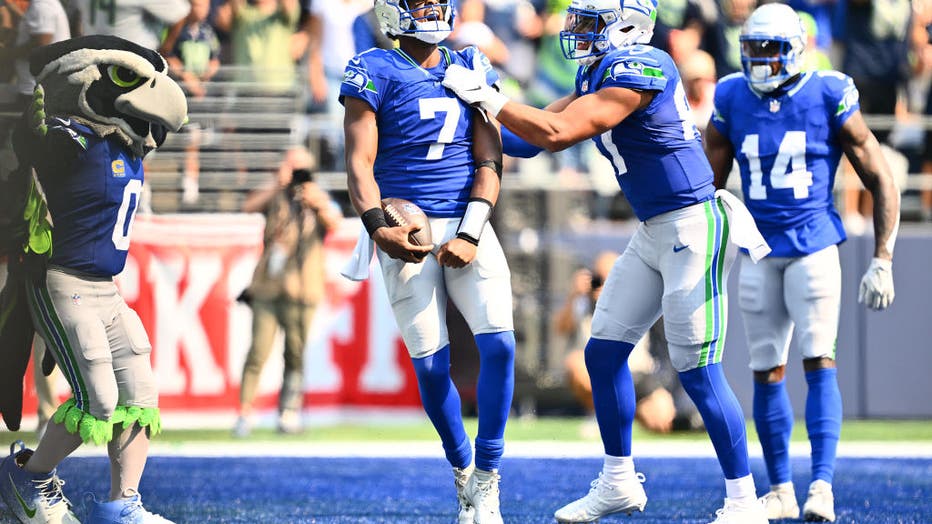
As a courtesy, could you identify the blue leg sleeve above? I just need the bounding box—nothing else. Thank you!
[411,345,471,469]
[474,331,515,471]
[584,338,636,457]
[753,379,794,486]
[805,368,841,484]
[679,363,750,479]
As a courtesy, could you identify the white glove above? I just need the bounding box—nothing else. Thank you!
[858,257,895,310]
[441,53,509,117]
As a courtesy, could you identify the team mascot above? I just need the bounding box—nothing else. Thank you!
[0,35,186,524]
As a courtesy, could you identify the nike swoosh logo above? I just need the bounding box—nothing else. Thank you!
[10,475,37,518]
[673,244,689,253]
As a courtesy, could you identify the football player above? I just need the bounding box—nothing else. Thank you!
[441,0,771,522]
[0,36,187,524]
[340,1,514,523]
[704,4,900,522]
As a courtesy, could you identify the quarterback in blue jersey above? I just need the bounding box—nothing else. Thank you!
[704,4,900,522]
[341,1,514,523]
[0,36,186,524]
[442,0,770,522]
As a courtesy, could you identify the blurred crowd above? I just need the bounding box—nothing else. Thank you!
[1,0,932,223]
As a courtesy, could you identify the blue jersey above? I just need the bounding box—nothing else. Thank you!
[578,45,715,221]
[711,71,857,257]
[339,46,499,218]
[39,118,144,277]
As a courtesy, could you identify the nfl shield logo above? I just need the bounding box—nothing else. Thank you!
[769,99,781,113]
[71,293,81,305]
[582,80,589,92]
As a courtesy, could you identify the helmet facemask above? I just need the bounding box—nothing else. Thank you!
[375,0,454,45]
[739,3,806,95]
[560,0,657,66]
[739,36,802,94]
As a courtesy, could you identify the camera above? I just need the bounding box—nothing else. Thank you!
[290,168,314,185]
[590,275,603,290]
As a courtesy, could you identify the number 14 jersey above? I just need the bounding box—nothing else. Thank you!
[711,70,859,257]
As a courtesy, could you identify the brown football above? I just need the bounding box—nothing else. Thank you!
[381,197,432,247]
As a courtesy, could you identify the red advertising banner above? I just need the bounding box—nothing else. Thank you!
[20,214,422,424]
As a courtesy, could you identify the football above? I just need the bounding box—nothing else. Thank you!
[381,197,432,247]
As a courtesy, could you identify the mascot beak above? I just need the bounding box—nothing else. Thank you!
[114,72,187,132]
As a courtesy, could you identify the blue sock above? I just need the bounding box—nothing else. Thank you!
[806,367,841,484]
[753,379,794,486]
[584,338,636,457]
[474,331,515,471]
[411,345,471,469]
[679,363,750,479]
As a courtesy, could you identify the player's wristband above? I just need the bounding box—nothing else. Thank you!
[361,207,389,237]
[479,89,509,118]
[456,198,493,245]
[475,159,502,178]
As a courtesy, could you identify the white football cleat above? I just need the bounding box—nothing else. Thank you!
[709,497,768,524]
[554,472,647,523]
[802,480,836,522]
[464,469,503,524]
[759,483,800,519]
[453,465,475,524]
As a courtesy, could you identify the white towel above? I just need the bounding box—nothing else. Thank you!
[341,225,375,281]
[715,189,771,263]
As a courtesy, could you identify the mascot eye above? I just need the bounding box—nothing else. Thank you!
[107,65,143,88]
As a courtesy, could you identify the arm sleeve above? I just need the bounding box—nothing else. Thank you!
[709,78,732,136]
[599,56,668,92]
[821,71,860,132]
[339,55,381,111]
[502,126,543,158]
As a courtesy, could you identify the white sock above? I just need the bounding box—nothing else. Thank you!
[773,481,794,492]
[474,468,497,481]
[725,474,757,502]
[602,455,635,484]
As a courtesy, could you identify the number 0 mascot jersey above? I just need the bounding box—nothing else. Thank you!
[576,45,715,221]
[339,45,499,218]
[710,71,857,257]
[38,117,144,277]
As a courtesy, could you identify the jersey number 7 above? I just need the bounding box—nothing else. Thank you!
[419,97,461,160]
[740,131,813,200]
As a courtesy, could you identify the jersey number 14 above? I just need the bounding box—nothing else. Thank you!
[740,131,813,200]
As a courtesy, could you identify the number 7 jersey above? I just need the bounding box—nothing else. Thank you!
[711,70,859,257]
[340,46,499,218]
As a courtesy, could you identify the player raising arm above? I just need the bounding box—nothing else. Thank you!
[442,0,770,522]
[341,1,515,523]
[703,4,900,522]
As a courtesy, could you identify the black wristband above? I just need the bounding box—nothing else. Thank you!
[361,207,389,236]
[475,159,502,178]
[456,232,480,246]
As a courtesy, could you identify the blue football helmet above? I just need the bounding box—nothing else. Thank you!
[559,0,658,65]
[739,3,807,94]
[374,0,455,45]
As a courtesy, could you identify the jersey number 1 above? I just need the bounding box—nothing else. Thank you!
[419,97,461,160]
[740,131,813,200]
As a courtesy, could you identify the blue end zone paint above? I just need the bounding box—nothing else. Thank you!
[1,457,929,523]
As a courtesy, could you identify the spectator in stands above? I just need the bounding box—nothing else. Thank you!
[703,0,756,78]
[351,6,393,53]
[472,0,542,88]
[233,147,342,437]
[798,10,832,72]
[75,0,190,52]
[167,0,222,206]
[651,0,716,63]
[556,251,703,436]
[221,0,300,90]
[836,0,912,232]
[305,0,369,110]
[447,0,509,67]
[3,0,69,109]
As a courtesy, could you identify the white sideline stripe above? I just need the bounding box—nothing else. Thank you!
[61,441,932,459]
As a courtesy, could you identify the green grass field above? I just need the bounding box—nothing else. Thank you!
[4,417,931,447]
